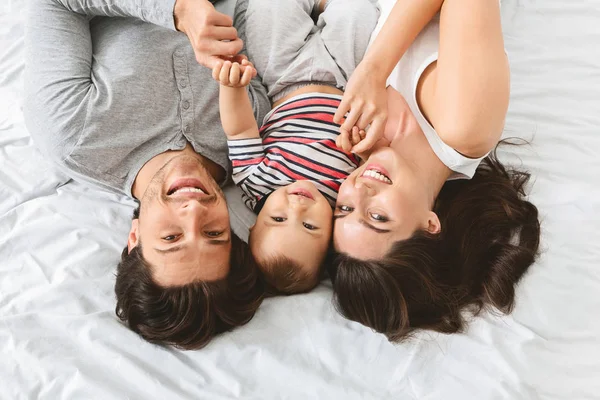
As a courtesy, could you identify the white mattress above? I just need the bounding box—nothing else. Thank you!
[1,1,599,399]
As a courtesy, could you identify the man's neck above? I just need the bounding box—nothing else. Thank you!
[132,143,224,200]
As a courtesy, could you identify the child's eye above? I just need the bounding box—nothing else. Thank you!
[271,217,287,222]
[303,222,318,230]
[337,205,353,212]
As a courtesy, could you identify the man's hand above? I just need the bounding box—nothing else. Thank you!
[212,60,257,88]
[174,0,245,69]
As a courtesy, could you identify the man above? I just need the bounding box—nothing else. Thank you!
[23,0,269,349]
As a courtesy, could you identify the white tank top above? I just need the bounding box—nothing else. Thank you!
[369,3,487,179]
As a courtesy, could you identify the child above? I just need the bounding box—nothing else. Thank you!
[213,0,379,294]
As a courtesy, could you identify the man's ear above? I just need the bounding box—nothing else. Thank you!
[127,219,139,253]
[425,211,441,234]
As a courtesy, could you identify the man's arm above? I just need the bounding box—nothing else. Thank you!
[214,61,261,140]
[51,0,243,68]
[49,0,178,29]
[24,0,96,161]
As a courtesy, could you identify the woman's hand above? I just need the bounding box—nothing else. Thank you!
[334,61,388,153]
[212,59,257,88]
[174,0,246,69]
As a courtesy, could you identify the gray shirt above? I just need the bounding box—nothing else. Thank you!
[23,0,270,197]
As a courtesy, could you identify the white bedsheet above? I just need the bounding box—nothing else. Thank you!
[1,1,599,399]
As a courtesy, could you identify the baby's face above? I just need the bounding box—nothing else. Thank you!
[250,181,333,271]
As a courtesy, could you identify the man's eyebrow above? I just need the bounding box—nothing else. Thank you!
[154,244,185,254]
[154,237,229,253]
[359,219,391,234]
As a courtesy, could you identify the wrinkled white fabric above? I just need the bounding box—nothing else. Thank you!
[1,0,599,399]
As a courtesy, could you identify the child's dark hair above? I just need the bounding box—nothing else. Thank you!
[258,255,320,295]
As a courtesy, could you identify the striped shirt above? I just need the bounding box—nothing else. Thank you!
[227,93,360,212]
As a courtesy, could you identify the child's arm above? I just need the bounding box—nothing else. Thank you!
[213,59,261,140]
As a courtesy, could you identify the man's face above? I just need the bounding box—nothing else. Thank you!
[127,155,232,286]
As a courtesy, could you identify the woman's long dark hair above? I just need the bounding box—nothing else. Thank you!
[328,147,541,341]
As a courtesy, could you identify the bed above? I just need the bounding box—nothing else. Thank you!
[1,0,599,399]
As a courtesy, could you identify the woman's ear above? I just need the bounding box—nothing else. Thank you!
[425,211,441,234]
[127,219,139,253]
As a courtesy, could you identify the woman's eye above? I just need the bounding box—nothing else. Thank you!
[271,217,287,222]
[163,234,179,241]
[205,231,223,238]
[338,205,354,212]
[303,222,317,230]
[370,212,388,222]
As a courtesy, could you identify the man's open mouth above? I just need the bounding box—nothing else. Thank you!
[167,178,208,196]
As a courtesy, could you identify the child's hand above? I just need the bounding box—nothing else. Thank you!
[336,124,384,155]
[212,59,257,88]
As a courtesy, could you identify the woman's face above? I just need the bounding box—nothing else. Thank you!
[333,147,437,260]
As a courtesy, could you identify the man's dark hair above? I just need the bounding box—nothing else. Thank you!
[115,214,264,349]
[328,149,541,341]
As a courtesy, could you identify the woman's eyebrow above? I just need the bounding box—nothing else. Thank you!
[332,214,347,220]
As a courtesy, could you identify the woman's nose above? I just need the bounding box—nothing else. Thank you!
[354,178,376,196]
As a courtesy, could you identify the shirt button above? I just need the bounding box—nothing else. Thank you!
[180,81,188,88]
[183,101,190,110]
[185,125,191,133]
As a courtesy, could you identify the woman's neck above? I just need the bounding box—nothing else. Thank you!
[132,143,224,200]
[389,124,452,208]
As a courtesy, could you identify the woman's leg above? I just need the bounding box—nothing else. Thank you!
[316,0,380,83]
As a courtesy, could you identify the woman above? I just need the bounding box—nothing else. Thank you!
[328,0,541,340]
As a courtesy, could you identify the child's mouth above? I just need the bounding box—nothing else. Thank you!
[289,189,315,200]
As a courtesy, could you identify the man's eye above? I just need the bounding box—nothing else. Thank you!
[370,212,388,222]
[303,222,317,230]
[337,205,354,212]
[163,234,179,241]
[271,217,287,222]
[205,231,223,238]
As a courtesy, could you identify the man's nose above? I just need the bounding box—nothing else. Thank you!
[179,200,209,215]
[178,201,209,231]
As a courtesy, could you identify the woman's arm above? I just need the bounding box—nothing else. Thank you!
[335,0,444,153]
[214,61,261,140]
[419,0,509,157]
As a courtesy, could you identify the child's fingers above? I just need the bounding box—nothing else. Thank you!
[229,62,241,85]
[351,126,361,145]
[338,128,353,152]
[212,62,223,82]
[240,65,254,86]
[351,117,385,154]
[219,61,232,85]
